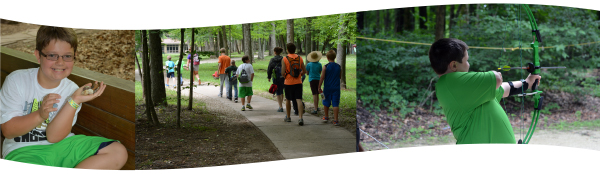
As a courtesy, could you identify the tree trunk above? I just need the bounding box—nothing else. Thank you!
[403,7,414,31]
[419,6,427,30]
[375,10,380,34]
[357,11,364,33]
[395,8,403,33]
[321,38,329,54]
[221,26,228,54]
[258,38,264,59]
[177,28,184,128]
[384,9,391,32]
[135,53,143,97]
[279,35,286,54]
[270,22,276,55]
[149,30,167,106]
[296,37,303,54]
[434,5,446,41]
[188,28,194,110]
[243,23,253,64]
[141,30,159,125]
[306,17,312,52]
[286,19,294,45]
[336,14,348,89]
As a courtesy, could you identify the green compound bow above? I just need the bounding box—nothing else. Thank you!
[500,4,566,144]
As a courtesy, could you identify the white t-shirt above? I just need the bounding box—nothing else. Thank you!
[236,63,254,87]
[0,68,81,158]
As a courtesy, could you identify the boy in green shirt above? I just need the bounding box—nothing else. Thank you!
[429,38,541,144]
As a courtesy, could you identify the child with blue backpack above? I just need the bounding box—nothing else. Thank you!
[225,60,239,102]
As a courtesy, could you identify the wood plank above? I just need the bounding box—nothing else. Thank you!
[76,104,134,151]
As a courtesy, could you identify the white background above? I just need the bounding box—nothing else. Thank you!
[1,0,599,173]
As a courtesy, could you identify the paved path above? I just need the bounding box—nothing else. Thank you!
[135,71,357,159]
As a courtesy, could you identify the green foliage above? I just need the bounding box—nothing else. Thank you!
[359,5,600,113]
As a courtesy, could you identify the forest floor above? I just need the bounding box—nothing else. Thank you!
[1,20,135,81]
[358,81,600,151]
[134,83,284,169]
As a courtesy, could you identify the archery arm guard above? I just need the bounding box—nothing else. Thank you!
[508,80,529,96]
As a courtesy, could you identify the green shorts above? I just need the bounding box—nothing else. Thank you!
[239,87,253,98]
[5,134,116,168]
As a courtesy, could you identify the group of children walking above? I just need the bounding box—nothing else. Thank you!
[165,43,341,127]
[268,43,342,126]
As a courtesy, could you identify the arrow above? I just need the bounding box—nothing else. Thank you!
[497,65,566,72]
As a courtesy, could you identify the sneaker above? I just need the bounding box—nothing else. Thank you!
[284,115,291,122]
[166,84,169,87]
[234,98,238,103]
[333,120,340,126]
[218,94,223,98]
[227,97,232,101]
[310,110,318,115]
[322,116,329,122]
[277,108,284,112]
[246,104,253,109]
[241,106,245,111]
[299,119,304,126]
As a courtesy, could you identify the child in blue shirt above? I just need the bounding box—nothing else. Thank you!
[318,50,341,126]
[305,51,323,114]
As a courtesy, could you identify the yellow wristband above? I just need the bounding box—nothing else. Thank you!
[68,98,79,109]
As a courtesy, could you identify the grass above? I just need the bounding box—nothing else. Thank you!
[548,119,600,131]
[135,81,207,111]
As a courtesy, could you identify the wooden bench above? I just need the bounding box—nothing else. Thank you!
[1,46,135,170]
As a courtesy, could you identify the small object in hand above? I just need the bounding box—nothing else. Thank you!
[53,103,58,108]
[81,83,100,95]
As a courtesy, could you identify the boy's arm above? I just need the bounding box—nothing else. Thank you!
[46,82,107,143]
[281,59,287,78]
[501,73,542,98]
[301,59,307,76]
[1,76,54,139]
[318,66,327,93]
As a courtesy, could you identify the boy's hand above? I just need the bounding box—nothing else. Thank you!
[525,74,542,90]
[72,81,107,104]
[39,93,61,120]
[493,71,503,89]
[318,88,323,94]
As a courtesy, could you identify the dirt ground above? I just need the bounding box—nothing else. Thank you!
[1,20,135,81]
[358,89,600,151]
[135,96,284,169]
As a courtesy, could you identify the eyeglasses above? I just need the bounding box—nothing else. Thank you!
[39,51,75,62]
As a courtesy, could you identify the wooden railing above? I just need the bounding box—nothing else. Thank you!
[1,46,135,170]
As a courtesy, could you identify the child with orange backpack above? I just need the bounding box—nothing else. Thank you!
[281,43,307,126]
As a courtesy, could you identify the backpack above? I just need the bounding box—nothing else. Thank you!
[228,66,237,83]
[286,56,301,78]
[269,84,277,95]
[238,64,250,83]
[193,56,200,65]
[273,61,283,81]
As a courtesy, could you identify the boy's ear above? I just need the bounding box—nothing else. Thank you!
[34,50,41,64]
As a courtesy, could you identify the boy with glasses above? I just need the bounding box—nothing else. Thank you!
[0,26,127,169]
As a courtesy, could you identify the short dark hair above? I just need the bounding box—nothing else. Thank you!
[274,47,283,54]
[36,26,78,53]
[220,48,226,53]
[326,50,336,60]
[429,38,469,75]
[286,43,296,54]
[242,55,250,63]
